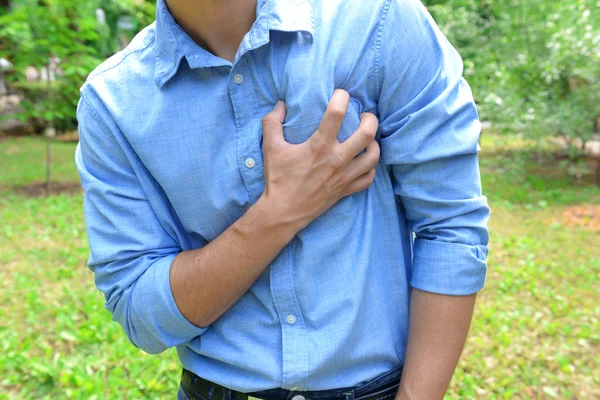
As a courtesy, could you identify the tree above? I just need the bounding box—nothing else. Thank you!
[427,0,599,138]
[425,0,599,182]
[0,0,156,130]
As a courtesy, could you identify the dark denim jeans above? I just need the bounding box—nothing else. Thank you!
[177,366,403,400]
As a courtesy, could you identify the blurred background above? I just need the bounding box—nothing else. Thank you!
[0,0,598,398]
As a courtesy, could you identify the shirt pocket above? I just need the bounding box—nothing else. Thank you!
[281,98,362,215]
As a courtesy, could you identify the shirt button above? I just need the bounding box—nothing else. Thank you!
[244,158,256,169]
[286,314,297,325]
[233,74,244,84]
[291,396,305,400]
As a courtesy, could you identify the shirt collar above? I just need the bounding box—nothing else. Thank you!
[154,0,315,88]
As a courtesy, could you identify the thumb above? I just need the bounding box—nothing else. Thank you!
[262,101,286,149]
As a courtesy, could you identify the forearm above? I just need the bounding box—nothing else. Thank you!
[170,93,378,329]
[397,289,477,400]
[170,195,300,328]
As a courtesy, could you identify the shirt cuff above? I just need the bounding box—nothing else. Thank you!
[130,254,207,352]
[410,238,488,296]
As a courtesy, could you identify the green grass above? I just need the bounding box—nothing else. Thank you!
[1,135,599,399]
[0,137,79,186]
[479,133,600,208]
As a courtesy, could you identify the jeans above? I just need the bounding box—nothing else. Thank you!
[177,366,403,400]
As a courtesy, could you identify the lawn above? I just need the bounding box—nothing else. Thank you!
[0,134,599,399]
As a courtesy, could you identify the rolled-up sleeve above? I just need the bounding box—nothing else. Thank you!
[75,94,206,354]
[377,0,490,295]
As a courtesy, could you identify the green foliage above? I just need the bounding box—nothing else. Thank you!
[93,0,156,58]
[0,0,102,130]
[426,0,600,154]
[0,0,155,130]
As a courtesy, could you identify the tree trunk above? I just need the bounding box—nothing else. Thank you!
[596,156,600,187]
[46,135,51,195]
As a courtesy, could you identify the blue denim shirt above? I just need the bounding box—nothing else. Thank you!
[75,0,490,392]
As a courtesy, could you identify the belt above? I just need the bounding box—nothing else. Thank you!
[180,366,403,400]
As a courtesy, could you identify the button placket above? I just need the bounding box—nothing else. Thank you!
[229,58,263,203]
[268,239,309,389]
[230,55,308,390]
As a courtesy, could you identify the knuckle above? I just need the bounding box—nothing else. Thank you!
[361,128,376,142]
[330,153,345,171]
[310,134,326,153]
[327,104,346,119]
[261,114,273,125]
[262,120,273,131]
[328,107,346,121]
[356,181,369,192]
[262,119,279,132]
[338,172,350,186]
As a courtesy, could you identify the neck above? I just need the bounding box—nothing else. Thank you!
[165,0,257,63]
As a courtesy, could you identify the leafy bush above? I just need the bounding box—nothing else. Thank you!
[0,0,155,131]
[426,0,600,156]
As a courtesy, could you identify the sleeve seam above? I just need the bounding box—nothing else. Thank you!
[80,93,119,145]
[373,0,394,99]
[414,236,489,252]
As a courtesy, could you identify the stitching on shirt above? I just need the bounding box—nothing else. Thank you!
[373,0,394,99]
[85,30,156,86]
[242,56,261,204]
[80,95,119,145]
[267,0,271,35]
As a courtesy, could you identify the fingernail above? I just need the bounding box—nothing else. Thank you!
[275,100,284,110]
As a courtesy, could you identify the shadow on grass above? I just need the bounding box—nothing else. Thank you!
[11,181,82,197]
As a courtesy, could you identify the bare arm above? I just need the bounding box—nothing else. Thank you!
[171,90,380,328]
[372,0,489,396]
[170,197,297,328]
[396,290,476,400]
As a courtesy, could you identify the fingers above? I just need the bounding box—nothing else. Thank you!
[262,101,287,150]
[338,112,378,160]
[341,168,377,198]
[342,139,380,186]
[314,89,350,144]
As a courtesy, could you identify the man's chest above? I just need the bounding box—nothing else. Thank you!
[117,40,375,241]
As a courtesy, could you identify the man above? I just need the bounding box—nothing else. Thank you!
[75,0,490,399]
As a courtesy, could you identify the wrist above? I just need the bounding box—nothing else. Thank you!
[247,195,303,241]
